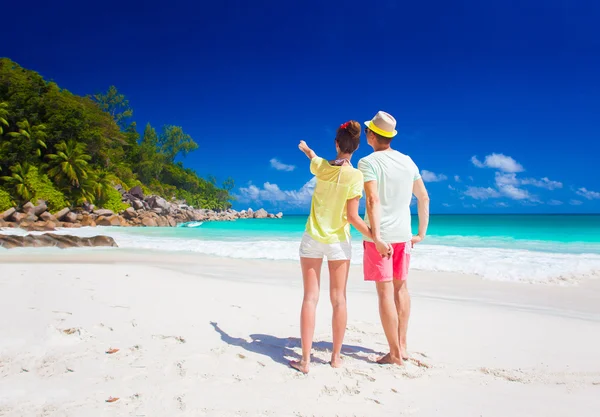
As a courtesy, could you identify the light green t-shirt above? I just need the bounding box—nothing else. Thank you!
[305,157,364,244]
[357,150,421,243]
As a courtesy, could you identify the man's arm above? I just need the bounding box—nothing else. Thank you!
[346,197,372,238]
[364,180,391,257]
[411,178,430,245]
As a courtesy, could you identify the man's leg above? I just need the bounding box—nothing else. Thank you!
[393,279,411,360]
[375,281,402,365]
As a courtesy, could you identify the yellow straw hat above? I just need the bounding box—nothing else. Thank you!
[364,111,398,138]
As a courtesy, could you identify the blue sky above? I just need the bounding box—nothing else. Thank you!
[2,0,599,214]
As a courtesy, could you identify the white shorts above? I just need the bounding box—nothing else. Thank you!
[299,233,352,261]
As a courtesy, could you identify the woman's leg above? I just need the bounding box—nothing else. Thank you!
[290,257,322,373]
[328,259,350,367]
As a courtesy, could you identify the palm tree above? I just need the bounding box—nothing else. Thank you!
[7,119,48,157]
[1,162,33,203]
[0,102,9,135]
[71,174,97,206]
[91,169,117,204]
[46,141,92,188]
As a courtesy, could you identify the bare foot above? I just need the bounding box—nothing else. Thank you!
[376,353,403,366]
[289,360,309,374]
[401,348,409,361]
[330,355,343,368]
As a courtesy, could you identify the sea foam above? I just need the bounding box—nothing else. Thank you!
[2,227,599,285]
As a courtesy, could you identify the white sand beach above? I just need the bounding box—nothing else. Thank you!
[1,251,599,416]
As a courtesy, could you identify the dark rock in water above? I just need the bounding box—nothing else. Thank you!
[129,186,145,200]
[0,233,118,249]
[2,208,16,221]
[54,208,70,221]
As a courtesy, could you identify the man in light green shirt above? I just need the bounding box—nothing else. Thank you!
[358,111,430,366]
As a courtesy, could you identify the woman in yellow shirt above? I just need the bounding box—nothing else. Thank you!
[290,121,374,374]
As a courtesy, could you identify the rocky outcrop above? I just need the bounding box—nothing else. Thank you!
[54,208,70,221]
[0,186,284,231]
[1,208,16,221]
[0,233,118,249]
[253,208,268,219]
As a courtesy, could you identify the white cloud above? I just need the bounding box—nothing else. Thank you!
[471,153,524,173]
[442,203,451,207]
[421,170,447,182]
[575,187,600,200]
[570,199,583,206]
[547,200,564,206]
[498,184,535,201]
[471,156,485,168]
[521,177,563,190]
[269,158,296,172]
[468,176,474,181]
[496,202,509,207]
[464,186,500,200]
[495,172,519,187]
[454,175,461,182]
[237,177,315,206]
[448,185,455,190]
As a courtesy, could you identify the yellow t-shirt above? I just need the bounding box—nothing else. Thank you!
[305,157,364,244]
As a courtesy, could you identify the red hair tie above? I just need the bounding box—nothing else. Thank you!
[340,122,350,129]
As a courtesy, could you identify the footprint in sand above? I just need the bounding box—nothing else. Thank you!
[175,395,186,411]
[152,334,186,344]
[320,385,339,396]
[479,367,530,383]
[345,368,376,382]
[176,361,186,377]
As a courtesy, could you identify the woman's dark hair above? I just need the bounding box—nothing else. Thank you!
[335,120,361,154]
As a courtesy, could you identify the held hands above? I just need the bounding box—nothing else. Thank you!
[374,237,393,259]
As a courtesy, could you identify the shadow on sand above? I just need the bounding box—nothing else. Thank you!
[210,322,383,367]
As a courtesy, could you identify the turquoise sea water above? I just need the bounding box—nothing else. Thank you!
[3,214,600,283]
[111,214,600,254]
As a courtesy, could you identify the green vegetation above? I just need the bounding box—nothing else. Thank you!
[0,187,12,212]
[0,58,233,212]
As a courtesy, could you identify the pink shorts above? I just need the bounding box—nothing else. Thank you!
[363,241,412,282]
